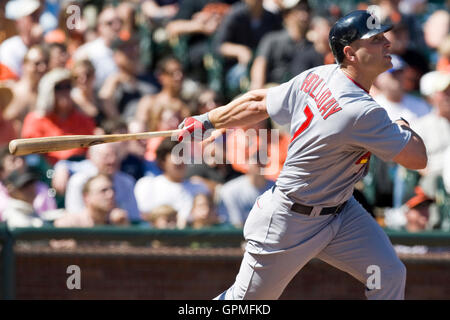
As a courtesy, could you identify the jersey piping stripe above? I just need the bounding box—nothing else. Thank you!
[343,74,370,94]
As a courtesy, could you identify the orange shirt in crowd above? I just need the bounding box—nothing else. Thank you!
[226,129,290,181]
[21,110,96,164]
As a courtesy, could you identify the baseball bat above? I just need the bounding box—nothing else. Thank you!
[9,129,182,156]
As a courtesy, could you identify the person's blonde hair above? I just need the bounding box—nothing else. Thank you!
[35,68,72,117]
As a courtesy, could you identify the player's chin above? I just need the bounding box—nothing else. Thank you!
[380,57,393,73]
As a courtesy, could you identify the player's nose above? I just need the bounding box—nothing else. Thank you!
[383,35,391,49]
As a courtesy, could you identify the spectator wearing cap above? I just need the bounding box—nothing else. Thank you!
[21,68,96,165]
[371,55,431,208]
[0,0,43,80]
[404,187,433,232]
[374,54,431,128]
[73,6,122,89]
[55,174,129,227]
[2,45,49,126]
[0,147,57,222]
[250,0,315,89]
[414,72,450,197]
[64,143,141,223]
[99,36,158,121]
[1,168,46,228]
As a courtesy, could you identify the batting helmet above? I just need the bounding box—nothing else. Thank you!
[329,10,393,64]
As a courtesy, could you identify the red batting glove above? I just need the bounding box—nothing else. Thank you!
[178,113,214,142]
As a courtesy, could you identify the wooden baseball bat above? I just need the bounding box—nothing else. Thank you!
[9,129,182,156]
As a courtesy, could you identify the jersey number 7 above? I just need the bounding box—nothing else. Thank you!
[290,105,314,143]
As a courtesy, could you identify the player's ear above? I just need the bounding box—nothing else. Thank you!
[343,45,357,63]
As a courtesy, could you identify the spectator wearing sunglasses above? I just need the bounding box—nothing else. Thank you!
[21,68,96,165]
[2,45,48,131]
[73,6,122,89]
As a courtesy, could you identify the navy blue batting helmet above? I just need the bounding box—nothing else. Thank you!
[329,10,393,64]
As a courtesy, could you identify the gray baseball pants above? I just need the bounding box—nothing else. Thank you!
[215,186,406,300]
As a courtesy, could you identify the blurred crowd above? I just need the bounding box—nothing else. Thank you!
[0,0,449,235]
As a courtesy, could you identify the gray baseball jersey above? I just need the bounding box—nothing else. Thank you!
[266,64,411,207]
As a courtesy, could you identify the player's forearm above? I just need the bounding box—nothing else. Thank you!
[208,89,269,129]
[393,121,427,170]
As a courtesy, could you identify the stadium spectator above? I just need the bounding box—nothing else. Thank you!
[2,45,49,124]
[225,119,290,181]
[55,174,129,227]
[21,68,96,165]
[99,36,158,121]
[250,0,313,89]
[0,86,17,146]
[70,59,104,123]
[136,56,190,132]
[414,71,450,198]
[374,0,426,53]
[290,14,334,74]
[64,143,140,223]
[423,9,449,65]
[134,138,209,229]
[213,0,282,95]
[165,0,231,82]
[141,0,180,23]
[73,6,122,89]
[384,22,429,93]
[1,168,47,228]
[374,55,431,127]
[404,187,433,232]
[0,0,43,80]
[218,152,274,227]
[443,146,450,194]
[121,120,163,180]
[0,147,56,222]
[142,204,177,229]
[437,35,450,73]
[188,193,222,229]
[48,42,69,70]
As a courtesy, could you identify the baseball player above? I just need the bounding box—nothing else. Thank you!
[178,10,427,300]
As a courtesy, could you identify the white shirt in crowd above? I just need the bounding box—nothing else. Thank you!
[73,38,118,88]
[0,35,28,77]
[374,93,431,128]
[134,175,209,227]
[3,198,44,228]
[414,110,450,175]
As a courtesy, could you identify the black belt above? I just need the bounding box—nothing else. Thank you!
[271,185,347,216]
[290,201,347,216]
